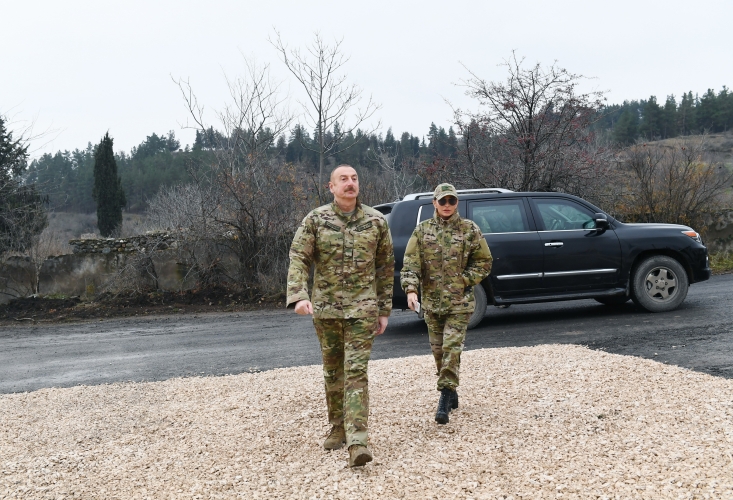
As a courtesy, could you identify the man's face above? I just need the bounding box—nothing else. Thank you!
[329,166,359,202]
[433,196,458,219]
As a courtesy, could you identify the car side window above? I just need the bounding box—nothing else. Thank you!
[417,204,433,224]
[534,199,596,231]
[468,199,529,233]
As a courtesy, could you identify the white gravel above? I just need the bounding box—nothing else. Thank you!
[2,344,733,499]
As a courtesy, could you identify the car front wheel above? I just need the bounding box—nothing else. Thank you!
[467,284,487,330]
[631,255,689,312]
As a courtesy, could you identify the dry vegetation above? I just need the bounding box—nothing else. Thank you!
[653,131,733,163]
[44,212,150,243]
[2,345,732,499]
[710,251,733,275]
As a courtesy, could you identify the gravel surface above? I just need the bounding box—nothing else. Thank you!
[2,344,733,499]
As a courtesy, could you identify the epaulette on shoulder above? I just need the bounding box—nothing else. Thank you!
[307,204,334,220]
[360,204,385,220]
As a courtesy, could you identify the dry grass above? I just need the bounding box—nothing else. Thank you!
[710,250,733,274]
[44,212,151,243]
[653,132,733,157]
[1,345,732,499]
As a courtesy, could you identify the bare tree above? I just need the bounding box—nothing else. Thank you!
[367,145,423,202]
[271,31,380,201]
[175,57,292,178]
[145,180,227,288]
[165,57,310,296]
[618,136,733,231]
[451,52,612,197]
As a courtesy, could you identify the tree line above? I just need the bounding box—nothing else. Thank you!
[24,123,457,213]
[597,86,733,145]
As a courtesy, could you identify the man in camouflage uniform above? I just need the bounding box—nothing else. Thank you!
[401,183,492,424]
[287,165,394,467]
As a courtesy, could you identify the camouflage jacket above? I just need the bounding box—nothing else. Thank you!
[286,202,395,319]
[401,211,492,314]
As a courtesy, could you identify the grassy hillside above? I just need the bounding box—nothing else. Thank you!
[650,131,733,166]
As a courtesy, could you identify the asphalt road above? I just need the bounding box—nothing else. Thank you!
[1,275,732,394]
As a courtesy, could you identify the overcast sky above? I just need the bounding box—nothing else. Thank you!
[3,0,732,158]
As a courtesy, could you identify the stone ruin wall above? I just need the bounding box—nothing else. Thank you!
[702,210,733,252]
[0,232,193,304]
[68,232,177,255]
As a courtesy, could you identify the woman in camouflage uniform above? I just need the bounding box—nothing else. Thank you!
[401,183,492,424]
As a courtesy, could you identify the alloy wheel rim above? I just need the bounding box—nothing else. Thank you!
[644,266,678,302]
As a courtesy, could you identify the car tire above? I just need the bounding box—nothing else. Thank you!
[467,284,487,330]
[631,255,689,312]
[594,295,630,306]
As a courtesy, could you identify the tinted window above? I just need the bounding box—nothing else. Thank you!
[535,199,596,231]
[469,199,529,233]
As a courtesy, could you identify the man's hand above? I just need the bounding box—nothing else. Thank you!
[294,300,313,315]
[407,292,419,311]
[376,316,389,335]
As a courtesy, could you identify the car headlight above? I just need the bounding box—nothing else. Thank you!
[682,230,702,244]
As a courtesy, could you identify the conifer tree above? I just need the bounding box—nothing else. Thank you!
[662,95,678,138]
[640,96,663,139]
[613,109,639,145]
[0,116,47,254]
[92,132,126,237]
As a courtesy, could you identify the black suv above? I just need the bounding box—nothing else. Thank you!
[375,188,711,329]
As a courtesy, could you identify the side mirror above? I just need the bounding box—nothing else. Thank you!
[594,213,609,230]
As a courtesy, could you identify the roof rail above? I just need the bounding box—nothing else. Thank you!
[402,187,513,201]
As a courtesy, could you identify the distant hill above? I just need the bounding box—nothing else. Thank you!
[645,132,733,164]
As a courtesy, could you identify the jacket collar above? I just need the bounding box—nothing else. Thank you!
[433,210,460,226]
[332,200,363,221]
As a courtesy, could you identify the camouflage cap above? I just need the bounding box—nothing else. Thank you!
[433,183,458,200]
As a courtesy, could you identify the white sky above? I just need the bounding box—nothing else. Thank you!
[3,0,732,158]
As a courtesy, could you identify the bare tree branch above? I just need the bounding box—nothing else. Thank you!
[270,30,381,201]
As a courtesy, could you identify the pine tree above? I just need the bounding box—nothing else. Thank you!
[640,96,663,139]
[662,95,678,138]
[447,127,458,158]
[92,133,126,237]
[613,108,639,145]
[678,92,697,135]
[698,89,717,132]
[716,86,732,132]
[0,116,46,254]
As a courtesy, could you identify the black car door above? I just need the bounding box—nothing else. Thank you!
[529,197,622,292]
[467,198,544,298]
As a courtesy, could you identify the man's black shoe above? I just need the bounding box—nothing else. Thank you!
[435,388,453,424]
[451,390,458,410]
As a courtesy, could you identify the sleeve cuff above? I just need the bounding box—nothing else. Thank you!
[286,292,310,309]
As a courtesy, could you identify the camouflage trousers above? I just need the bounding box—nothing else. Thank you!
[313,317,377,448]
[425,311,470,391]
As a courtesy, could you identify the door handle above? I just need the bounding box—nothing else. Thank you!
[544,242,563,247]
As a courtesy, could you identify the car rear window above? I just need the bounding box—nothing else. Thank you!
[469,199,529,233]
